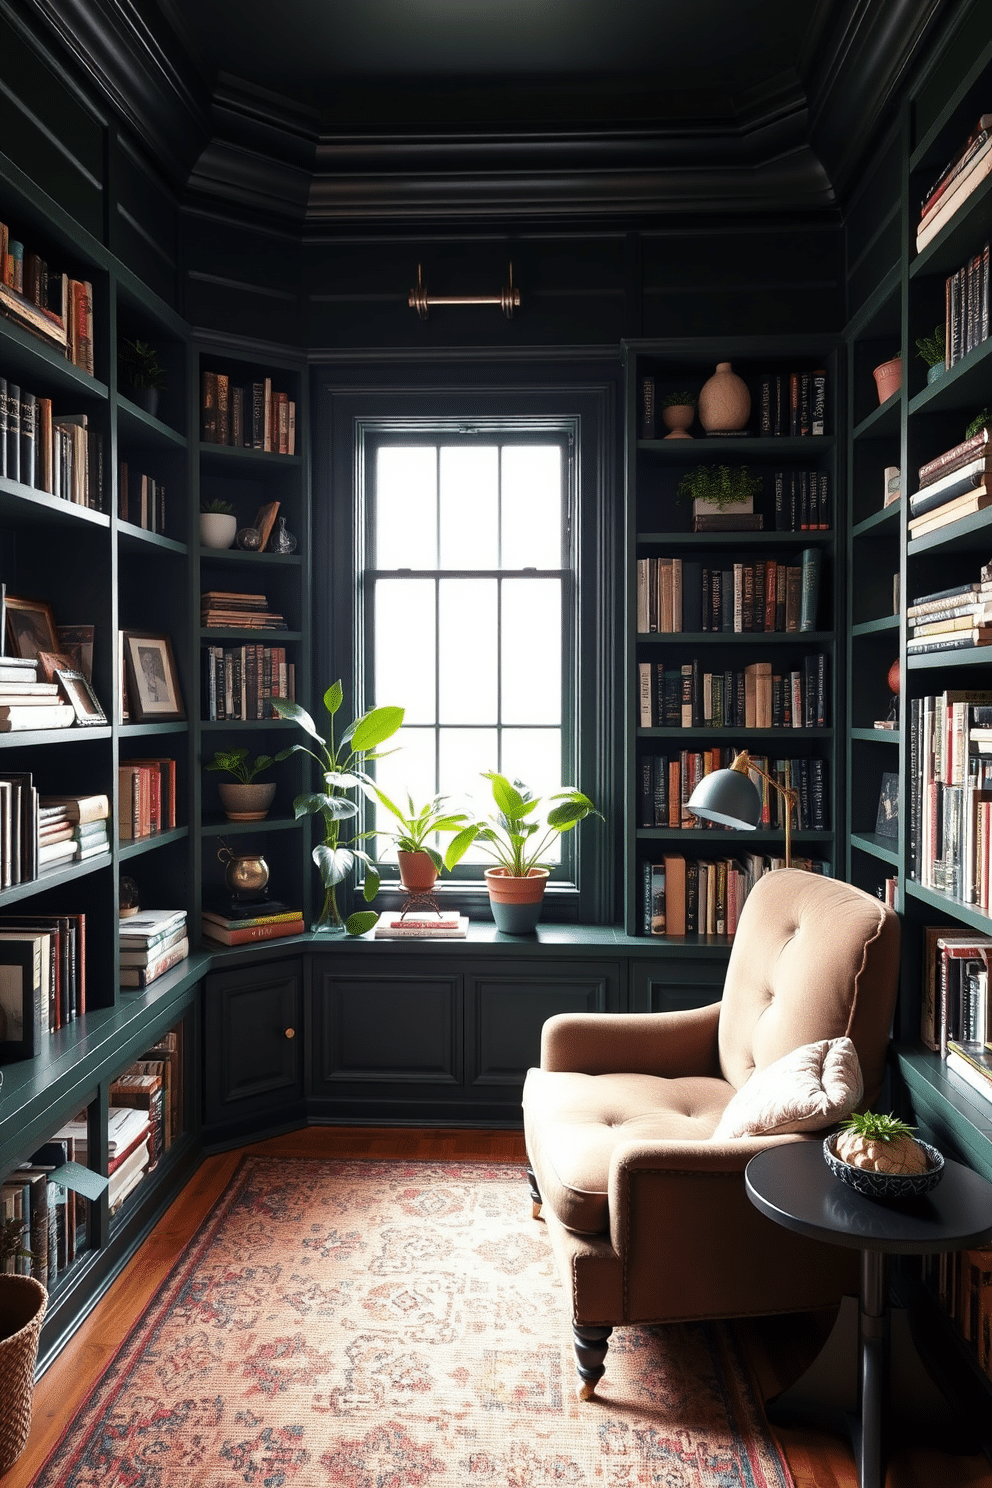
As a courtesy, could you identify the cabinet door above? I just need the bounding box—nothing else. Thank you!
[466,960,624,1087]
[630,958,726,1013]
[203,960,303,1129]
[311,964,463,1096]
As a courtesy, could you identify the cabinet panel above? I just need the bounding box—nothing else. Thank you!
[467,961,623,1085]
[630,958,726,1012]
[203,960,302,1125]
[313,970,462,1087]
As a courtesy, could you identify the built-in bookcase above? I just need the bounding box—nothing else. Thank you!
[622,337,841,941]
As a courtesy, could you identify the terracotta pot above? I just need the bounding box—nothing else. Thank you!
[0,1275,47,1473]
[397,849,439,893]
[698,362,751,432]
[218,781,276,821]
[872,358,902,405]
[661,404,695,439]
[485,866,550,934]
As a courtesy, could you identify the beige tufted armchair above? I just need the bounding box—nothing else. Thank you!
[522,869,901,1398]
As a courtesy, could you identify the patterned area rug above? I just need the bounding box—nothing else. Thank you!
[36,1158,793,1487]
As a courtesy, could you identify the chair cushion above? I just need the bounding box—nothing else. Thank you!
[523,1067,734,1234]
[711,1036,864,1140]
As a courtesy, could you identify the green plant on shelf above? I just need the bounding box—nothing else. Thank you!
[676,464,763,509]
[118,338,166,390]
[660,390,698,409]
[444,772,602,877]
[965,407,990,440]
[200,499,235,515]
[205,746,292,784]
[914,325,945,367]
[369,790,469,870]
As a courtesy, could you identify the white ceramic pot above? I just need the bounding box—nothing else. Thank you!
[200,513,238,549]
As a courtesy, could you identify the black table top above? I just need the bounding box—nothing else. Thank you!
[746,1141,992,1254]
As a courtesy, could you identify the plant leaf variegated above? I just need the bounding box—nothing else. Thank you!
[271,689,403,935]
[444,771,602,877]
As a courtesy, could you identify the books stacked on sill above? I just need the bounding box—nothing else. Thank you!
[639,750,827,832]
[118,758,177,839]
[118,462,166,532]
[374,913,469,939]
[201,591,288,630]
[119,908,188,989]
[637,655,828,730]
[643,853,829,937]
[201,898,305,946]
[907,427,991,549]
[0,220,95,373]
[202,643,296,721]
[921,1245,992,1386]
[0,380,104,505]
[2,1136,89,1287]
[0,912,86,1051]
[201,371,296,454]
[52,1104,151,1217]
[917,113,992,253]
[908,688,992,901]
[636,550,822,635]
[0,658,73,733]
[39,792,110,868]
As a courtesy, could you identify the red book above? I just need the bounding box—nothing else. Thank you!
[201,918,305,947]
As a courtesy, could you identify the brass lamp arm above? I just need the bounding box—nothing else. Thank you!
[729,751,799,868]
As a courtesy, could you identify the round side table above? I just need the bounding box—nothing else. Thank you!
[745,1141,992,1488]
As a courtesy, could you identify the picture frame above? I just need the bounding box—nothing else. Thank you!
[57,624,95,682]
[122,631,185,722]
[4,594,59,662]
[54,666,108,726]
[37,650,78,685]
[875,772,899,838]
[0,938,42,1061]
[253,501,281,551]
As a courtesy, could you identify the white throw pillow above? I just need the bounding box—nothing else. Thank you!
[712,1036,864,1141]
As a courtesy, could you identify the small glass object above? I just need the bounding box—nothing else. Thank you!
[236,526,262,551]
[119,874,140,918]
[270,515,298,554]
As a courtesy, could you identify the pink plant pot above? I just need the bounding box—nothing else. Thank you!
[873,358,902,405]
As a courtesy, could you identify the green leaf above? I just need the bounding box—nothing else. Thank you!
[485,772,530,820]
[270,696,324,743]
[444,825,479,869]
[369,784,405,821]
[312,843,354,886]
[324,681,344,715]
[352,705,405,753]
[324,770,361,789]
[293,792,358,821]
[363,866,380,901]
[346,909,379,937]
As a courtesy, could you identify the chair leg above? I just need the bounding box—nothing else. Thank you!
[572,1323,613,1400]
[526,1164,543,1219]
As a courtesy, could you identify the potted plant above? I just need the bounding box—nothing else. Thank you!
[200,499,238,549]
[445,772,602,933]
[118,338,166,417]
[205,746,292,821]
[915,324,946,384]
[677,464,763,519]
[0,1217,46,1474]
[369,789,470,892]
[660,390,698,439]
[872,354,902,404]
[271,683,403,935]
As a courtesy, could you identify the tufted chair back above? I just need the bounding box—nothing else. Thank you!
[717,869,899,1105]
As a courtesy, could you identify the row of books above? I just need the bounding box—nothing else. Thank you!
[202,643,297,722]
[920,926,992,1055]
[0,910,87,1054]
[917,113,992,252]
[638,750,827,831]
[642,854,828,937]
[119,908,188,989]
[1,780,108,889]
[201,897,304,946]
[0,220,95,373]
[637,655,828,730]
[201,589,287,629]
[922,1244,992,1383]
[771,469,830,531]
[908,689,992,903]
[2,1141,87,1287]
[118,757,178,840]
[119,461,166,532]
[201,371,297,454]
[944,240,990,372]
[907,570,992,653]
[758,372,827,438]
[635,551,821,635]
[0,379,103,507]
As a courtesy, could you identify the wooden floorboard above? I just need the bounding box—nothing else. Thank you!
[7,1128,991,1488]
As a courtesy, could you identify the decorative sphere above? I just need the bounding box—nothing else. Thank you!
[225,853,270,896]
[887,658,901,695]
[236,526,262,550]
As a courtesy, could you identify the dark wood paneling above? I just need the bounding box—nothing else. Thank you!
[845,127,902,318]
[112,135,181,307]
[313,969,463,1087]
[182,210,305,345]
[630,959,726,1013]
[467,962,623,1085]
[203,960,303,1124]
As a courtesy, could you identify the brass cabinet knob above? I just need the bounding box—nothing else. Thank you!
[284,1027,295,1039]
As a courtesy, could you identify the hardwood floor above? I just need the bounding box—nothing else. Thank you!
[7,1128,991,1488]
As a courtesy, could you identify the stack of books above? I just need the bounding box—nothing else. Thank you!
[906,574,992,654]
[53,1105,151,1215]
[119,908,188,989]
[200,591,287,629]
[39,792,110,865]
[907,427,991,545]
[917,113,992,252]
[374,913,469,939]
[0,656,73,732]
[201,899,305,946]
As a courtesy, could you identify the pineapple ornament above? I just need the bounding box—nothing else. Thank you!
[834,1111,931,1175]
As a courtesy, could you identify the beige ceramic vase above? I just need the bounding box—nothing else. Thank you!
[698,362,751,432]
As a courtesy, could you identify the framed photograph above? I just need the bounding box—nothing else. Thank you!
[0,938,42,1061]
[875,772,899,838]
[4,595,59,662]
[253,501,281,550]
[122,631,185,722]
[55,666,108,726]
[57,624,95,682]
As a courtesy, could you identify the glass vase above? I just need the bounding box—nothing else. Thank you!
[313,884,347,935]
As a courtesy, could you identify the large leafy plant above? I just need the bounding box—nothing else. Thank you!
[445,772,601,877]
[271,684,403,935]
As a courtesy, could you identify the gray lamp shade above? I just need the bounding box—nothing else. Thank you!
[687,767,762,830]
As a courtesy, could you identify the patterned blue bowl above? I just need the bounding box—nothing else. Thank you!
[823,1133,944,1200]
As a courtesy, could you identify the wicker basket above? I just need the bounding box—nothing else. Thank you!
[0,1274,47,1472]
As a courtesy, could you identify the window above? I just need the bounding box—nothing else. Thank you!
[360,422,576,876]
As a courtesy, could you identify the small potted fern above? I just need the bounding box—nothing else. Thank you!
[206,746,292,821]
[915,324,946,384]
[677,464,763,523]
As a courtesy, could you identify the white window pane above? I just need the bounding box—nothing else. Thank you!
[374,578,436,724]
[373,728,437,864]
[500,729,564,863]
[501,446,562,569]
[439,728,497,864]
[439,578,498,724]
[501,579,561,725]
[439,446,498,568]
[376,447,437,569]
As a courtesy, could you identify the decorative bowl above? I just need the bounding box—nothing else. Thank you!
[823,1133,944,1200]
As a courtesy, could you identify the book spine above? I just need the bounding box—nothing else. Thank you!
[641,376,655,439]
[811,371,826,436]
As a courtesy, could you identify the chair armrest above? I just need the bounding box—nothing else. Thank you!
[540,1001,722,1077]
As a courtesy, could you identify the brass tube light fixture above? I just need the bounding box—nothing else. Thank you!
[409,262,520,320]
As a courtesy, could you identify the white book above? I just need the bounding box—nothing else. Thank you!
[0,704,75,731]
[374,915,469,939]
[118,908,187,942]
